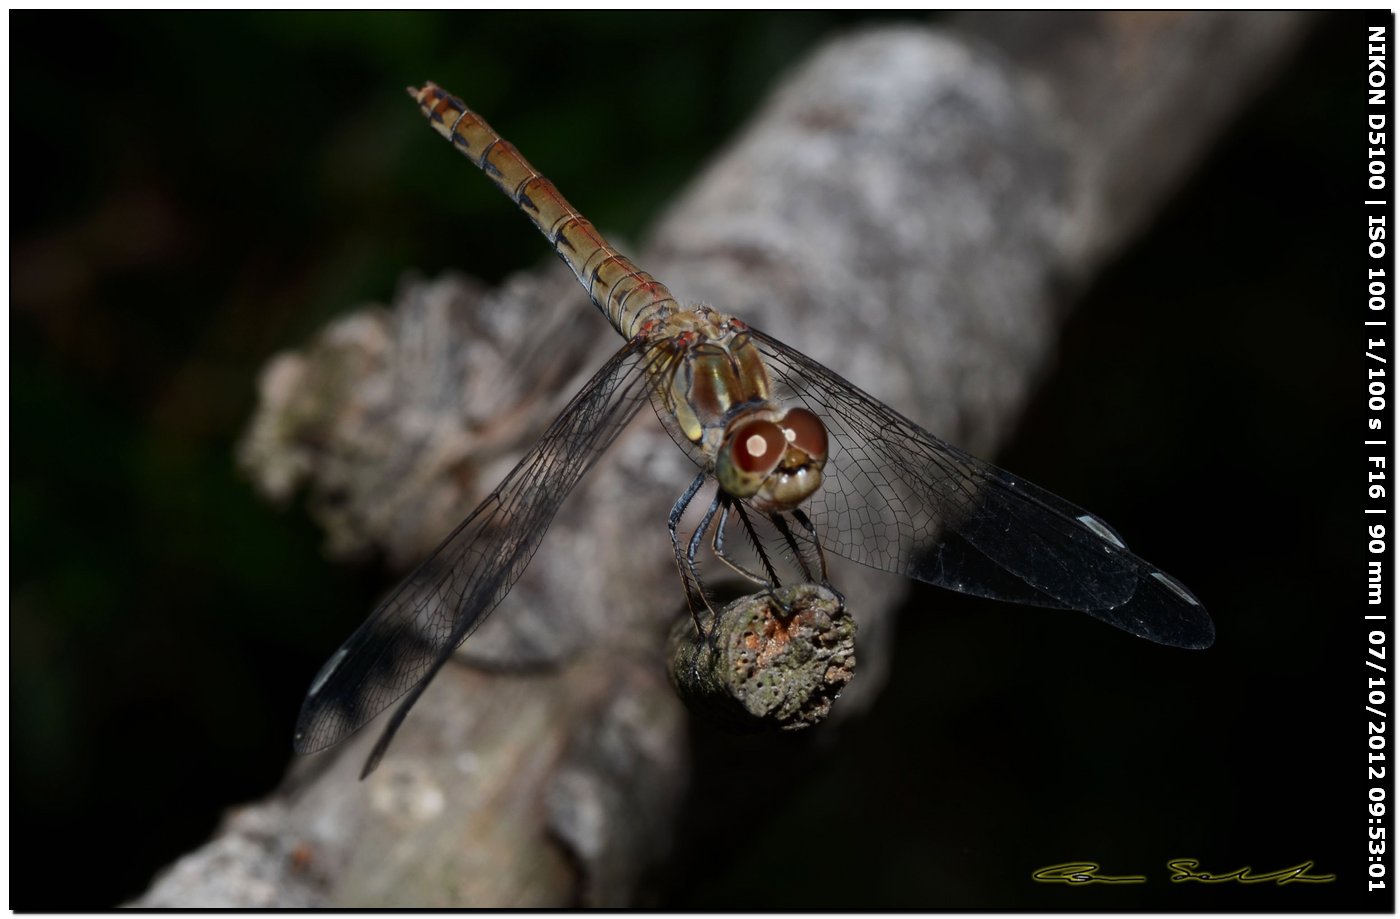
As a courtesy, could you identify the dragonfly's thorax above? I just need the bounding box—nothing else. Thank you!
[651,306,829,512]
[650,306,773,453]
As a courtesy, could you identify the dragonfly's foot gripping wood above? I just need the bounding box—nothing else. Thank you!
[665,583,854,732]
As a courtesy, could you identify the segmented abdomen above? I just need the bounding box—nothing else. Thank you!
[410,83,678,339]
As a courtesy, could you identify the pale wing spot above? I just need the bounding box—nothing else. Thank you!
[1077,513,1127,550]
[308,647,349,697]
[1150,570,1201,606]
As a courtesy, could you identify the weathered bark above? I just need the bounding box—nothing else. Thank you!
[667,585,855,732]
[134,12,1311,907]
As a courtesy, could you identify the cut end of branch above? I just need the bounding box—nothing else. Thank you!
[665,584,855,733]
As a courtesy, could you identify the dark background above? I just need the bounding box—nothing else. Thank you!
[10,11,1385,909]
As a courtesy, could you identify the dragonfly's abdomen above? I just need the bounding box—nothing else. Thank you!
[411,83,678,339]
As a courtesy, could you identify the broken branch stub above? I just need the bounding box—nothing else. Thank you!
[666,584,855,732]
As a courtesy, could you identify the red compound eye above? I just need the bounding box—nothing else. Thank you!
[781,408,828,463]
[728,420,785,475]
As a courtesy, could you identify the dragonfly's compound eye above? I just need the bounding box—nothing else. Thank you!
[780,407,828,466]
[716,419,786,497]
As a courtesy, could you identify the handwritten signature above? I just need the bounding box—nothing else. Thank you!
[1032,862,1146,885]
[1033,860,1335,886]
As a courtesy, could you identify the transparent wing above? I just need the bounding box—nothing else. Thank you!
[294,339,671,769]
[747,327,1214,650]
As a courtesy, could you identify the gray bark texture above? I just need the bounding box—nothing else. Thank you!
[666,585,856,732]
[134,12,1311,907]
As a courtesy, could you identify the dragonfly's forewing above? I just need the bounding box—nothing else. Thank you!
[748,328,1214,650]
[294,340,673,772]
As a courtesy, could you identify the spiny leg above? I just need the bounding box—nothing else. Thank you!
[714,499,800,614]
[730,500,785,587]
[768,511,818,584]
[684,489,728,630]
[790,507,837,596]
[710,499,780,590]
[668,470,711,631]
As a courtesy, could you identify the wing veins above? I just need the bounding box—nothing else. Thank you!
[747,327,1212,647]
[294,340,672,756]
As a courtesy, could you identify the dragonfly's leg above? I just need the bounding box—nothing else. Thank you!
[687,491,729,629]
[720,501,798,615]
[710,499,779,589]
[768,511,818,585]
[669,470,714,631]
[790,507,836,595]
[731,501,784,586]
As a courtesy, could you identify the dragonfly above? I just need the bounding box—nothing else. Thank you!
[295,82,1215,776]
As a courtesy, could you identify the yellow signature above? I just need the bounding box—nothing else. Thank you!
[1033,859,1335,886]
[1167,859,1336,885]
[1032,863,1146,885]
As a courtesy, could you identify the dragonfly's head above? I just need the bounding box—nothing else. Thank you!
[715,407,828,511]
